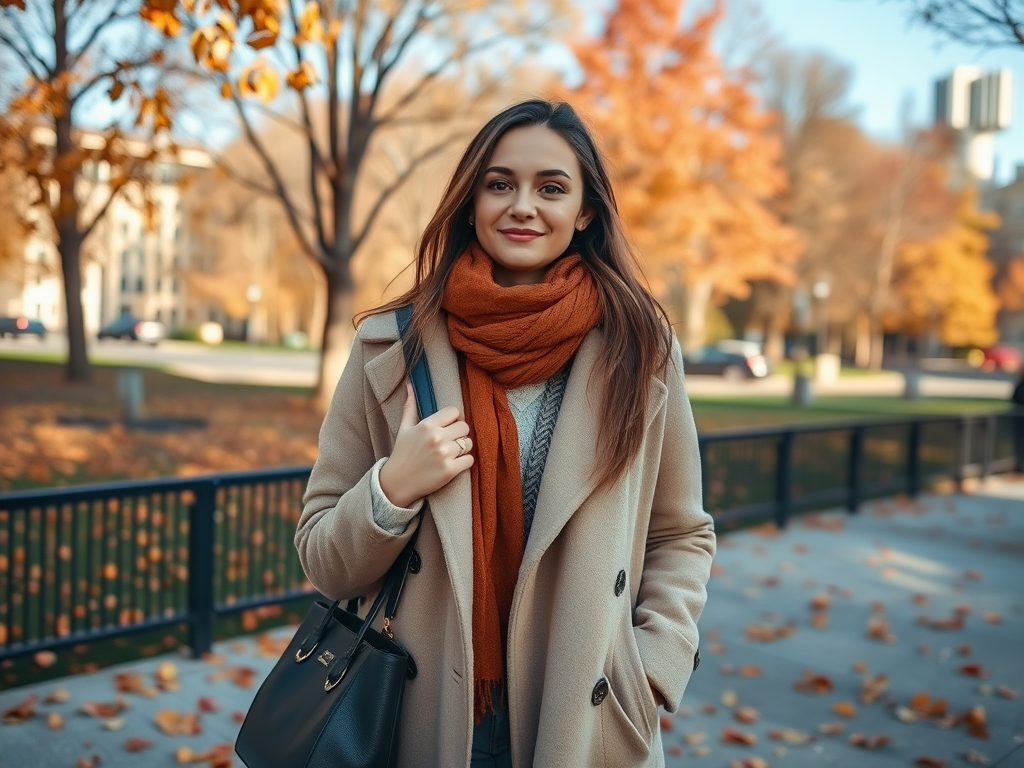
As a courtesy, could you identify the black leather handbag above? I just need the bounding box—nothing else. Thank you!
[235,304,435,768]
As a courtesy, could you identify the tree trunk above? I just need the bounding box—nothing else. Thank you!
[854,313,871,369]
[313,267,356,412]
[683,276,714,352]
[57,222,91,382]
[868,315,885,370]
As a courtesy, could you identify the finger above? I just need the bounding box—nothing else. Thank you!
[448,436,473,459]
[425,405,463,428]
[401,381,419,426]
[439,420,471,441]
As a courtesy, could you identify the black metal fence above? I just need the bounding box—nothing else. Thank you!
[1,410,1020,663]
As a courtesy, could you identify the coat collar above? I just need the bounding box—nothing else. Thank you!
[360,309,669,589]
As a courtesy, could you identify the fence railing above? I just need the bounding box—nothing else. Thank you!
[1,410,1020,663]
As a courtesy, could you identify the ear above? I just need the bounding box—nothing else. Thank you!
[575,206,594,231]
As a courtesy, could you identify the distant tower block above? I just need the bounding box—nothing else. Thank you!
[935,66,1013,184]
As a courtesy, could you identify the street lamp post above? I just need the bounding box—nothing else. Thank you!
[791,286,812,406]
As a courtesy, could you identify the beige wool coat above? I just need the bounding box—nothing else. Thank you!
[296,309,716,768]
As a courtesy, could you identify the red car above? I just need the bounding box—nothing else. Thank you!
[981,344,1021,372]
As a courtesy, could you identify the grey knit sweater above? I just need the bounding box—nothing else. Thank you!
[370,369,570,539]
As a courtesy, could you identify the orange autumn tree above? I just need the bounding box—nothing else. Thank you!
[887,186,1000,348]
[569,0,798,349]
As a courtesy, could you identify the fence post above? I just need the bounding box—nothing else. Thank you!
[907,421,921,498]
[187,480,217,657]
[847,427,864,513]
[953,419,971,491]
[981,415,994,480]
[775,432,793,529]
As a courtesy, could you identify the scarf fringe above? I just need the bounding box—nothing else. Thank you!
[474,678,507,725]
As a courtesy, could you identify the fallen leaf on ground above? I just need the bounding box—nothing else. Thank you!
[206,665,257,688]
[114,671,158,698]
[104,716,126,731]
[852,660,868,673]
[963,749,990,764]
[198,696,219,713]
[793,671,834,694]
[866,616,897,643]
[809,593,831,611]
[722,727,757,745]
[683,731,707,745]
[849,733,890,749]
[817,723,844,735]
[860,673,888,704]
[43,688,70,704]
[832,701,858,718]
[80,696,128,718]
[34,651,57,668]
[154,709,202,736]
[982,611,1003,624]
[721,690,738,707]
[124,737,155,752]
[45,711,64,729]
[155,661,181,691]
[959,664,990,679]
[744,621,796,642]
[738,665,762,677]
[729,758,769,768]
[957,643,972,656]
[914,758,945,768]
[909,692,948,718]
[2,694,38,723]
[692,745,711,757]
[768,728,815,746]
[996,685,1020,700]
[660,714,673,732]
[963,705,990,739]
[75,756,101,768]
[734,706,760,724]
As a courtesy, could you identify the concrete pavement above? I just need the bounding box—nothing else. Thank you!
[1,478,1022,767]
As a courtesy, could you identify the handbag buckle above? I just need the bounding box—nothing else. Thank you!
[324,663,348,692]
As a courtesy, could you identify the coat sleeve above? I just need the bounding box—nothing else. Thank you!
[295,329,418,601]
[632,334,716,712]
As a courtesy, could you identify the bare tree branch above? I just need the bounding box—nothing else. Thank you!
[891,0,1024,47]
[0,27,51,79]
[67,3,137,70]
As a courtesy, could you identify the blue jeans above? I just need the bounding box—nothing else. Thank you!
[470,698,513,768]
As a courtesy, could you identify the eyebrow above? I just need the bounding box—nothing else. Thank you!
[484,165,572,180]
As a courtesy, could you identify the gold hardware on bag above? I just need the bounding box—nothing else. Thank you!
[383,617,394,639]
[317,650,335,667]
[295,643,317,663]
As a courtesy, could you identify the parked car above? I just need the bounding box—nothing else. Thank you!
[0,316,47,339]
[979,344,1021,373]
[97,315,167,345]
[683,345,769,380]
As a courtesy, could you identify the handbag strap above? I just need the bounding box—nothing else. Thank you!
[297,304,436,677]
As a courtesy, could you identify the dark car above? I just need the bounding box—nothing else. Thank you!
[0,316,47,339]
[683,346,769,381]
[97,315,167,345]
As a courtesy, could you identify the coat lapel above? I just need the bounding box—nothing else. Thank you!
[522,329,669,571]
[363,311,475,647]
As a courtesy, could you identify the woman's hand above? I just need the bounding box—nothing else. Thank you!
[378,382,474,508]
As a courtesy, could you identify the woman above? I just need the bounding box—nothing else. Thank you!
[296,99,715,768]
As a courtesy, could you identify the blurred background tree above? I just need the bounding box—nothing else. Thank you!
[890,0,1024,48]
[569,0,800,352]
[0,0,180,382]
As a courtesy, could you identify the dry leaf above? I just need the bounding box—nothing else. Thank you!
[154,709,202,736]
[996,685,1020,700]
[683,731,707,745]
[155,661,181,691]
[849,732,890,749]
[959,664,990,679]
[832,701,858,718]
[860,673,888,705]
[198,696,219,713]
[793,671,834,694]
[75,756,101,768]
[963,749,990,764]
[43,688,70,704]
[738,665,763,677]
[914,758,945,768]
[45,711,64,729]
[114,671,158,698]
[734,706,760,724]
[982,611,1003,624]
[729,759,769,768]
[2,694,38,724]
[124,737,155,753]
[722,726,758,745]
[104,716,126,731]
[721,690,738,707]
[768,728,815,745]
[963,705,990,739]
[817,722,844,735]
[809,593,831,611]
[80,696,128,718]
[34,650,57,668]
[659,714,673,732]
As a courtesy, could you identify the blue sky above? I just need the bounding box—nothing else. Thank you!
[755,0,1023,184]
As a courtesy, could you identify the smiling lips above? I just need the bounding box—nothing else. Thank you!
[499,228,543,242]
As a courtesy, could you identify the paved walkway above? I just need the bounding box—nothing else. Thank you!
[2,479,1022,767]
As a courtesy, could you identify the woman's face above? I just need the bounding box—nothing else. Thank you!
[472,124,592,287]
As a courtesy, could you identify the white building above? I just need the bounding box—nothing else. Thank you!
[0,131,214,335]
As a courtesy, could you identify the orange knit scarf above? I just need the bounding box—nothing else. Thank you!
[441,241,602,722]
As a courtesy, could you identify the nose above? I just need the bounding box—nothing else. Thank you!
[508,189,536,220]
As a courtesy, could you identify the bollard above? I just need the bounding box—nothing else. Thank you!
[116,368,144,422]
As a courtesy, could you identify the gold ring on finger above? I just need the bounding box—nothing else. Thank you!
[455,437,471,457]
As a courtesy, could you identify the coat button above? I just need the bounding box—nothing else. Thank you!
[409,550,421,574]
[614,570,626,597]
[591,678,609,706]
[693,649,700,670]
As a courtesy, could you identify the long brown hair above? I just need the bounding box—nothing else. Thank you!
[363,99,673,488]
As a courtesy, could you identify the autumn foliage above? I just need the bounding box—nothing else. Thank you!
[568,0,799,348]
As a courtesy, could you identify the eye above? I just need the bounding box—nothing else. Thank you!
[540,183,566,195]
[487,179,512,191]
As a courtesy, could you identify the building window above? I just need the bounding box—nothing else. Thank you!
[136,277,144,292]
[171,308,178,326]
[121,276,128,292]
[156,309,163,322]
[172,278,179,294]
[156,276,162,291]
